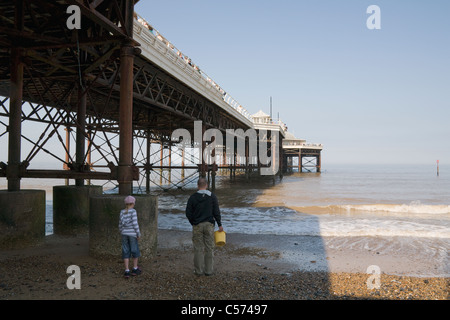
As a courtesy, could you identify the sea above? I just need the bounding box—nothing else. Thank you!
[157,164,450,238]
[4,163,448,239]
[155,163,449,276]
[1,163,449,275]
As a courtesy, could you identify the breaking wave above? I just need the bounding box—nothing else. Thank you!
[292,201,450,216]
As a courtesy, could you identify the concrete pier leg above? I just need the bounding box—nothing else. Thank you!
[89,194,158,259]
[53,185,102,235]
[0,190,45,248]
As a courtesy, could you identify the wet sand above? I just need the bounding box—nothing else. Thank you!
[0,229,448,300]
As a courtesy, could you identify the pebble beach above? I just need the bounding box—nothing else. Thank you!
[0,230,448,300]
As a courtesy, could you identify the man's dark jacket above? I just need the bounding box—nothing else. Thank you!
[186,190,222,227]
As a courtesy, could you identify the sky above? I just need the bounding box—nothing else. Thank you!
[135,0,450,166]
[0,1,448,169]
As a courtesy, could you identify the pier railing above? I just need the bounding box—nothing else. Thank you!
[283,141,323,149]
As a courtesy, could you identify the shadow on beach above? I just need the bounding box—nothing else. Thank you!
[157,173,334,298]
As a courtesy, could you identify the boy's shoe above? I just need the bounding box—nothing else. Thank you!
[131,267,142,276]
[124,270,131,278]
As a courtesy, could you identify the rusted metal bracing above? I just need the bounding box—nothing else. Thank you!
[0,0,283,194]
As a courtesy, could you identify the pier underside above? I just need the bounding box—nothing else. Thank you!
[0,1,314,249]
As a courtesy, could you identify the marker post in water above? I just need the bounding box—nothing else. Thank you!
[437,160,439,177]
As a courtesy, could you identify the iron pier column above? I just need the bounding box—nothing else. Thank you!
[7,47,24,191]
[75,83,87,186]
[118,44,135,195]
[146,129,151,193]
[298,149,302,173]
[317,152,321,173]
[200,122,207,178]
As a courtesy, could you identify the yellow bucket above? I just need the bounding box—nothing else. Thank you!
[214,231,226,247]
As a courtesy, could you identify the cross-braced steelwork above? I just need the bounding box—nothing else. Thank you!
[0,0,289,196]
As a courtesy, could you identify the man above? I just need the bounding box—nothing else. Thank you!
[186,177,223,276]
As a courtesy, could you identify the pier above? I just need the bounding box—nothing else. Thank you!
[282,132,323,173]
[0,0,322,250]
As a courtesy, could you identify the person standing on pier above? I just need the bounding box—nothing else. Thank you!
[186,178,223,276]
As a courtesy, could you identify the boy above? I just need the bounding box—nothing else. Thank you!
[119,195,142,278]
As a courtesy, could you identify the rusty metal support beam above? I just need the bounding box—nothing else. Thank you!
[118,44,136,195]
[146,165,199,170]
[7,48,24,191]
[145,129,151,193]
[22,169,112,180]
[317,153,321,173]
[63,127,71,185]
[123,0,135,38]
[75,83,87,186]
[200,122,206,178]
[66,0,131,40]
[298,149,302,173]
[7,1,25,191]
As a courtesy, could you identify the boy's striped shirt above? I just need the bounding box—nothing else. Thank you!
[119,208,141,238]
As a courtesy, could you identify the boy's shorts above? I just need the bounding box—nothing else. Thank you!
[121,235,141,259]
